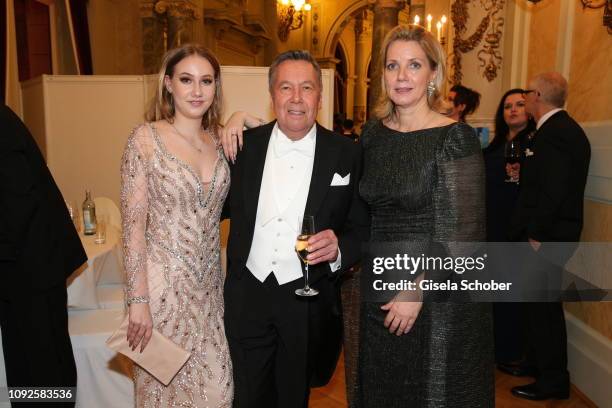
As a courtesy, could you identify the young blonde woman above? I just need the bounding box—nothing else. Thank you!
[120,44,232,407]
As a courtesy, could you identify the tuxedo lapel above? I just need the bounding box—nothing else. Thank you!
[304,124,340,219]
[241,123,274,230]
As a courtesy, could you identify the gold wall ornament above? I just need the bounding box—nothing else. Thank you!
[580,0,612,34]
[450,0,505,84]
[477,0,505,82]
[277,0,312,42]
[154,0,199,19]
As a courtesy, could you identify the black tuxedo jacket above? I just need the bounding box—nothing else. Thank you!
[224,121,369,385]
[510,110,591,243]
[0,105,87,299]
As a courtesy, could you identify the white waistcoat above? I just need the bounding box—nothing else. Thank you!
[246,125,315,284]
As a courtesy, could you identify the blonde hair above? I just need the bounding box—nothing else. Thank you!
[374,24,446,121]
[145,44,223,136]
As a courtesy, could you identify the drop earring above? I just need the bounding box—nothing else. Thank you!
[427,81,436,97]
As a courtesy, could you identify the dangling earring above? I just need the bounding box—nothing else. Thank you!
[427,81,436,98]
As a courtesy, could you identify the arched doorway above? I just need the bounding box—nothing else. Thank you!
[324,3,372,129]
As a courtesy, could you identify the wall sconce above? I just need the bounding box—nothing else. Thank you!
[277,0,312,42]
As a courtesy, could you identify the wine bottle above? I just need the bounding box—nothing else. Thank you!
[82,190,97,235]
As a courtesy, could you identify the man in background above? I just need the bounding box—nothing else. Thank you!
[341,119,359,142]
[507,72,590,401]
[0,104,86,407]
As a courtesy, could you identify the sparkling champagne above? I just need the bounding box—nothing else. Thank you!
[295,234,311,264]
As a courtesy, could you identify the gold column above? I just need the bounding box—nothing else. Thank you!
[140,0,199,73]
[353,11,371,129]
[367,0,405,116]
[154,0,199,50]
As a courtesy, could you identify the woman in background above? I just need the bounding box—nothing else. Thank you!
[357,25,493,407]
[484,89,536,370]
[121,44,232,407]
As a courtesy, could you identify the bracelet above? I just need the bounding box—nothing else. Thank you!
[127,296,150,305]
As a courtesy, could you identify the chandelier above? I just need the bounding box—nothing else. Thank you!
[277,0,312,42]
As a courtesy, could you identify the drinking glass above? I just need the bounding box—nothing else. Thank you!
[95,214,107,244]
[295,215,318,297]
[504,139,521,183]
[66,200,80,233]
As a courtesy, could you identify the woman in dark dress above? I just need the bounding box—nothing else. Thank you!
[357,25,494,407]
[484,89,536,367]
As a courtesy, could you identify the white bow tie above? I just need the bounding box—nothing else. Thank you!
[274,136,314,157]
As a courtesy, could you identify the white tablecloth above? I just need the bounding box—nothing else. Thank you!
[69,308,133,407]
[67,227,123,309]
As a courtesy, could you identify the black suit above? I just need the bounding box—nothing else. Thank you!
[510,110,590,390]
[223,122,369,407]
[0,105,87,404]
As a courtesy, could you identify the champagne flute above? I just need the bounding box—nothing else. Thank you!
[295,215,318,297]
[504,139,521,183]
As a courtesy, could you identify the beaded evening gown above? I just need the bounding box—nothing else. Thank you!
[121,123,232,407]
[357,120,494,407]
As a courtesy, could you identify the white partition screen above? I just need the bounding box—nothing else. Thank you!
[21,68,334,208]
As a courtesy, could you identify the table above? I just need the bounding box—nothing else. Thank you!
[67,227,124,309]
[65,227,134,407]
[69,308,133,407]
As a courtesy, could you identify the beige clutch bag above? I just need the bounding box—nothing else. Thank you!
[106,316,191,386]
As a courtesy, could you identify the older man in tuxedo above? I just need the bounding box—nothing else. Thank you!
[505,72,590,401]
[0,104,87,406]
[222,50,369,407]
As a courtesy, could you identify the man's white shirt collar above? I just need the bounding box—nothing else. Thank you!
[537,108,563,130]
[272,123,317,158]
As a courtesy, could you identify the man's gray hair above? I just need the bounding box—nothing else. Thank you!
[268,50,323,92]
[532,72,568,108]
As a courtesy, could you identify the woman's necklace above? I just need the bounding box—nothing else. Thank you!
[171,122,204,153]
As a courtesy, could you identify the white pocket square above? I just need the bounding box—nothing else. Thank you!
[330,172,350,186]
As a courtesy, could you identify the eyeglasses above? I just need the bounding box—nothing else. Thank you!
[522,89,536,96]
